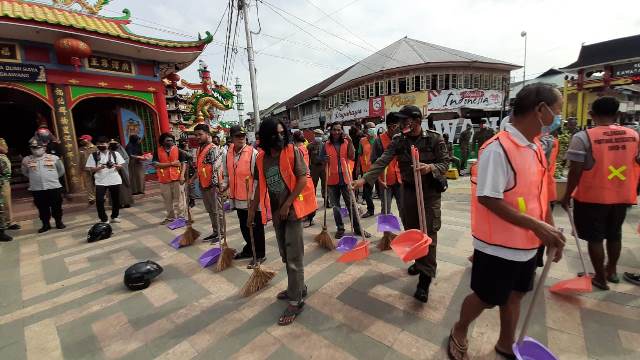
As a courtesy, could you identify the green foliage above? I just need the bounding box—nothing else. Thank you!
[555,131,571,178]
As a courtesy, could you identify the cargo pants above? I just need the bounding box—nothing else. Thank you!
[401,184,441,278]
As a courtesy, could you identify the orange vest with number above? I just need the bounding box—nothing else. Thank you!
[572,125,639,205]
[325,141,354,185]
[471,131,548,250]
[378,132,401,185]
[360,137,373,173]
[156,146,181,184]
[197,143,214,189]
[547,138,560,202]
[256,145,318,224]
[226,144,254,201]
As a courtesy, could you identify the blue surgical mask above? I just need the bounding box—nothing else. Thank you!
[542,105,562,134]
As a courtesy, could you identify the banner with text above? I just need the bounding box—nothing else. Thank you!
[329,97,384,123]
[384,91,428,115]
[428,89,503,112]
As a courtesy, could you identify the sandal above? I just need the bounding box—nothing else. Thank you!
[278,303,304,326]
[495,346,516,360]
[592,278,610,291]
[447,329,468,360]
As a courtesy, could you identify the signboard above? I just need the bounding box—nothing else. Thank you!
[52,85,82,192]
[432,117,500,143]
[0,62,46,82]
[120,109,145,145]
[428,89,503,111]
[86,55,134,74]
[329,97,384,123]
[384,91,428,114]
[299,113,321,129]
[613,62,640,77]
[0,43,19,61]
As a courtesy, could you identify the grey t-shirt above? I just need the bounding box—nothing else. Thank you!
[258,147,308,223]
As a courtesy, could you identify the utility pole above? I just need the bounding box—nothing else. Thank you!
[235,77,244,124]
[521,31,527,86]
[239,0,261,134]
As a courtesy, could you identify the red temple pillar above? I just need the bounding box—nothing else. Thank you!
[154,85,170,133]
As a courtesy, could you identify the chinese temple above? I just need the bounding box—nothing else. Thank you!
[0,0,211,194]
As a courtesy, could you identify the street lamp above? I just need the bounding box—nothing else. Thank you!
[521,31,527,86]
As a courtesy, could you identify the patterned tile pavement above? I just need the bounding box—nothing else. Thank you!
[1,180,639,360]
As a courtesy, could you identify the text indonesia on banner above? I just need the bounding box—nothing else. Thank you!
[428,89,503,111]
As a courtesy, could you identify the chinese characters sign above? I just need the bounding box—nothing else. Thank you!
[0,43,18,61]
[86,56,134,74]
[52,85,82,192]
[0,62,46,82]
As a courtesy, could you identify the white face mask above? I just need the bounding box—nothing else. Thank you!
[31,148,45,157]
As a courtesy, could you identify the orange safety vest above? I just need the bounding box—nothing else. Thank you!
[325,140,354,186]
[360,137,373,173]
[572,125,639,205]
[297,143,310,166]
[226,144,254,201]
[547,138,560,202]
[156,146,181,184]
[256,144,318,224]
[471,131,548,250]
[378,132,402,185]
[197,143,214,189]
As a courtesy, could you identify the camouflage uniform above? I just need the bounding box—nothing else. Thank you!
[0,153,9,231]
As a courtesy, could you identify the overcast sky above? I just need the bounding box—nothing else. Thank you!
[95,0,639,122]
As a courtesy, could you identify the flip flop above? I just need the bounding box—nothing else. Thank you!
[494,345,516,360]
[278,303,304,326]
[447,329,469,360]
[592,278,610,290]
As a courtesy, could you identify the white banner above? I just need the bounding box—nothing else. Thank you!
[299,113,321,129]
[428,89,504,111]
[432,117,500,143]
[329,99,369,123]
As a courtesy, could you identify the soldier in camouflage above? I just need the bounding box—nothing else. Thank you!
[0,141,12,242]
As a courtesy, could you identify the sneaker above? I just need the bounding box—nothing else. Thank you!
[247,257,267,269]
[38,223,51,234]
[335,229,345,239]
[203,234,219,243]
[407,264,419,276]
[55,221,66,230]
[110,218,121,223]
[160,218,174,225]
[7,224,21,230]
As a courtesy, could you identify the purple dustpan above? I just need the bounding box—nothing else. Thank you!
[339,207,349,218]
[169,235,183,249]
[513,337,558,360]
[377,214,402,233]
[167,218,187,230]
[223,201,232,212]
[199,247,222,268]
[336,235,358,253]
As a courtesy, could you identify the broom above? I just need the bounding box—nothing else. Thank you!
[377,184,395,251]
[216,185,235,271]
[240,177,275,297]
[315,163,335,250]
[179,181,200,246]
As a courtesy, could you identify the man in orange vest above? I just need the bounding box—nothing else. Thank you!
[320,123,369,239]
[371,113,403,220]
[358,122,377,218]
[447,84,566,360]
[220,125,266,267]
[152,133,187,225]
[192,124,225,243]
[248,118,317,326]
[560,96,640,290]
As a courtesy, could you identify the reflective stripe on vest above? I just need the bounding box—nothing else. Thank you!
[547,138,560,202]
[156,146,181,184]
[573,125,639,205]
[325,141,353,186]
[378,132,401,185]
[227,144,253,201]
[197,143,214,188]
[360,138,372,173]
[256,145,318,224]
[471,131,548,250]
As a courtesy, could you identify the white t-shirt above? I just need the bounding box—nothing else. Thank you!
[85,150,125,186]
[473,123,539,262]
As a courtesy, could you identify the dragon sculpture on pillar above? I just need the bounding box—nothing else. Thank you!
[51,0,111,14]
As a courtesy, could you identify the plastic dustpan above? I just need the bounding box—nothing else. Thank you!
[336,235,358,253]
[167,218,187,230]
[223,201,232,212]
[169,235,186,249]
[337,240,370,263]
[513,336,558,360]
[391,229,432,263]
[377,214,402,233]
[339,207,349,218]
[199,247,222,268]
[549,275,592,294]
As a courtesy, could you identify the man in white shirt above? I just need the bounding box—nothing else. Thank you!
[85,136,125,223]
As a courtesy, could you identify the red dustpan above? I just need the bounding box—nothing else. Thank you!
[337,240,370,263]
[391,229,432,263]
[549,205,593,294]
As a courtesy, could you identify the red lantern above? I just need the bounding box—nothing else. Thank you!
[54,38,92,71]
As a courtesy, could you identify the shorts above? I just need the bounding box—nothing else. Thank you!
[470,249,537,306]
[573,200,628,243]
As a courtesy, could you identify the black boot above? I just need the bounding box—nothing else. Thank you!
[38,223,51,234]
[0,230,12,242]
[414,273,432,303]
[407,263,419,276]
[55,219,66,230]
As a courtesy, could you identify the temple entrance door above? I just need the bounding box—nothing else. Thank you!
[0,87,53,193]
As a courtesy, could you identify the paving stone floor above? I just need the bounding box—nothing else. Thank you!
[0,180,639,359]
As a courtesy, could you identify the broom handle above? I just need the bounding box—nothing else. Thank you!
[185,180,193,223]
[323,163,328,228]
[411,147,426,234]
[517,246,557,343]
[246,177,257,263]
[565,202,589,276]
[343,159,363,235]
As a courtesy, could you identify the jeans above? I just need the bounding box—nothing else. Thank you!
[96,185,120,222]
[32,188,63,225]
[328,185,362,232]
[236,208,266,258]
[362,182,375,213]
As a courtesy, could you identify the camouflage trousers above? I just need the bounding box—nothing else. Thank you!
[0,192,6,230]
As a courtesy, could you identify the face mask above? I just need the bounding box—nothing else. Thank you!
[322,134,329,141]
[367,128,377,137]
[31,148,45,157]
[164,142,174,150]
[542,105,562,134]
[275,134,285,149]
[97,145,108,151]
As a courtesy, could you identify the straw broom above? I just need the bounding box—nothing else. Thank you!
[216,188,234,271]
[377,173,395,251]
[315,164,335,250]
[240,177,275,297]
[179,181,200,246]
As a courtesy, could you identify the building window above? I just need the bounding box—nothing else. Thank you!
[406,75,415,92]
[502,76,510,89]
[437,74,445,90]
[444,74,450,90]
[464,73,471,88]
[360,85,366,99]
[419,74,427,90]
[368,83,375,98]
[473,74,481,89]
[333,94,338,107]
[457,73,464,89]
[482,73,490,89]
[431,74,438,90]
[390,78,399,94]
[345,90,351,103]
[328,96,333,109]
[450,74,458,89]
[378,80,387,96]
[352,88,359,101]
[339,92,345,106]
